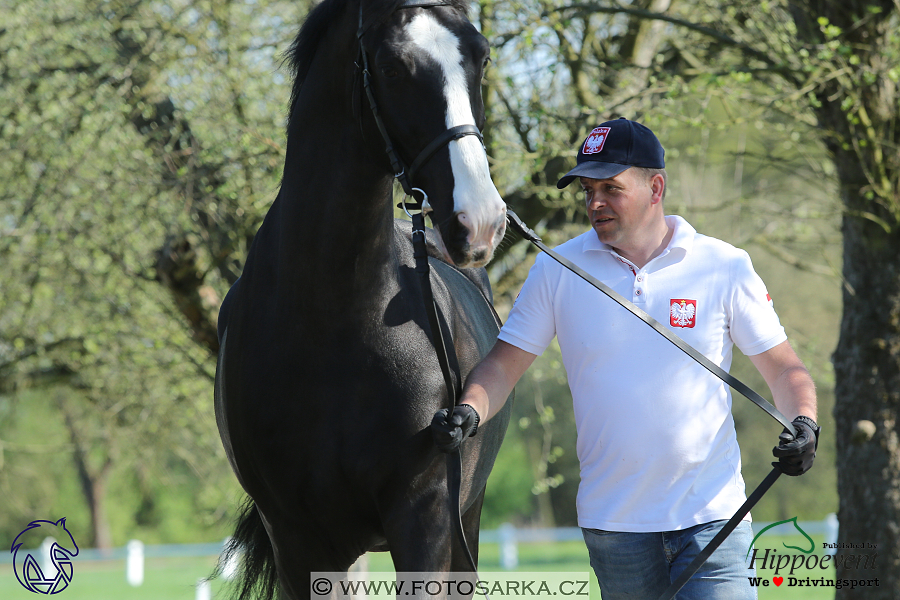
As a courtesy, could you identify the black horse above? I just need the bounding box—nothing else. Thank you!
[214,0,512,597]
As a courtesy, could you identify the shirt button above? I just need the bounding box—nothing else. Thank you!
[637,276,644,282]
[635,289,643,296]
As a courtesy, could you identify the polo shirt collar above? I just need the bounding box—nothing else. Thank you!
[582,214,696,256]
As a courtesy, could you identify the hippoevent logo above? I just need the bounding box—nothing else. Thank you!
[746,516,879,591]
[11,518,79,594]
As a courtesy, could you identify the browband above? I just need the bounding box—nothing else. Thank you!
[358,0,454,40]
[357,2,484,207]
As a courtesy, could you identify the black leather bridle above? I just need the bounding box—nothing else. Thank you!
[356,0,484,209]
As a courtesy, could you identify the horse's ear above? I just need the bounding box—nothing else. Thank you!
[55,517,67,528]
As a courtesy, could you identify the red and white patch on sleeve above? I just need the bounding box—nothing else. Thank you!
[766,293,774,307]
[583,127,611,155]
[670,299,697,328]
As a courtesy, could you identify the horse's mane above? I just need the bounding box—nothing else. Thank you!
[283,0,468,125]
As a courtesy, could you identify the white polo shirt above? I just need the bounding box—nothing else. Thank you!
[498,215,787,532]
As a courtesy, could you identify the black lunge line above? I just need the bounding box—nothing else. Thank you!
[360,0,489,582]
[411,210,485,594]
[658,467,782,599]
[504,209,795,600]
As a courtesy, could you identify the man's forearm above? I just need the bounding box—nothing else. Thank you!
[772,365,818,423]
[461,340,537,422]
[749,340,818,424]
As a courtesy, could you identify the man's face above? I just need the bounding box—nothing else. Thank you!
[581,168,656,248]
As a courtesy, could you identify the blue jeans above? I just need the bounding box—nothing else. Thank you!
[581,520,757,600]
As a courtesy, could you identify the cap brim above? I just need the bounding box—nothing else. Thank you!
[556,162,631,189]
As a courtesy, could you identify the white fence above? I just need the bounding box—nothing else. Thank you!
[3,514,839,564]
[2,515,839,595]
[481,514,839,569]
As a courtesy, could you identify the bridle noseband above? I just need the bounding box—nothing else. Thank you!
[356,0,484,210]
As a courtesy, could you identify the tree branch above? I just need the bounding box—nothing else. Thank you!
[751,235,840,278]
[0,337,85,372]
[551,3,796,79]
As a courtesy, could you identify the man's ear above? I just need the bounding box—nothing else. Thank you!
[650,173,665,205]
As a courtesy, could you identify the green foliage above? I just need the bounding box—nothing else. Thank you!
[0,0,306,546]
[3,0,896,547]
[473,0,899,534]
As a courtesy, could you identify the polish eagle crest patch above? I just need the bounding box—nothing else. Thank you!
[583,127,611,155]
[670,299,697,328]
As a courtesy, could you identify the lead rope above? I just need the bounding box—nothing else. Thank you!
[409,208,486,596]
[358,1,486,583]
[504,209,795,600]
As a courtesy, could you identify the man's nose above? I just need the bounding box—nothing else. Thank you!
[588,195,606,209]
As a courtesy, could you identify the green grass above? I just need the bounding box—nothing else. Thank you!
[0,556,226,600]
[1,537,840,599]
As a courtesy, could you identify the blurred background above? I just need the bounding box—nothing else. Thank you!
[1,0,897,597]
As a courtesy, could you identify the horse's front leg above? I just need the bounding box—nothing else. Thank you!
[379,461,481,598]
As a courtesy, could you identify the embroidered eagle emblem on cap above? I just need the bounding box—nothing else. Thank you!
[583,126,611,155]
[670,299,697,328]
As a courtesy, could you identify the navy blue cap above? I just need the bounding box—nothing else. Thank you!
[557,118,665,189]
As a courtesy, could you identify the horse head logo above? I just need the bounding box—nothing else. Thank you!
[746,516,815,559]
[11,518,79,594]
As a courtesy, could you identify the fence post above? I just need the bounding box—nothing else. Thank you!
[349,554,370,600]
[196,578,212,600]
[499,523,518,570]
[824,513,839,556]
[221,537,239,581]
[41,537,58,580]
[127,539,144,587]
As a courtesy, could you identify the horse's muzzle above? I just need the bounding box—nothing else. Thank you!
[440,209,506,268]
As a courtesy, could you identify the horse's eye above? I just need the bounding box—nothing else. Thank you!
[379,65,399,78]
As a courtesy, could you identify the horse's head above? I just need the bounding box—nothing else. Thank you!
[360,0,506,268]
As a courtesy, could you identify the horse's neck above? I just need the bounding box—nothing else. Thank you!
[269,106,398,317]
[248,10,403,321]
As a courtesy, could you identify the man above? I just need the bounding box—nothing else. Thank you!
[432,118,819,599]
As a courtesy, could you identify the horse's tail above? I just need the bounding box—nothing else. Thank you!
[213,498,278,600]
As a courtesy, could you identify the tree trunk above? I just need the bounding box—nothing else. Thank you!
[56,392,115,550]
[831,196,900,598]
[796,2,900,596]
[81,465,114,551]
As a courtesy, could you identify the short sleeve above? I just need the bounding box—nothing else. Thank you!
[729,251,788,356]
[498,254,557,356]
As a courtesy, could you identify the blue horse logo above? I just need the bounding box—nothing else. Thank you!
[11,518,79,594]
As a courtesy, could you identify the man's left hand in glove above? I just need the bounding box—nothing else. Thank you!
[772,415,820,476]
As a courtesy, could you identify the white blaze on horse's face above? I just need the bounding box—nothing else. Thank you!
[406,13,506,268]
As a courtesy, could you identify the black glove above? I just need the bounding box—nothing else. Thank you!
[431,404,480,453]
[772,416,820,476]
